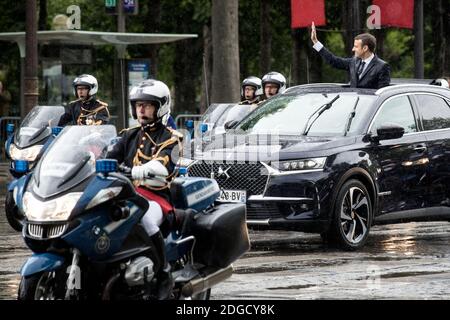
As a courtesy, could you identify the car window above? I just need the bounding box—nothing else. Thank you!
[371,95,417,134]
[415,94,450,130]
[237,93,376,136]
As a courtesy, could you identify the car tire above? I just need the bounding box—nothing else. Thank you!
[5,190,24,232]
[327,179,372,250]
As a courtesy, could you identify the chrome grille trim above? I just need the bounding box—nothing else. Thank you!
[27,223,67,239]
[48,224,67,239]
[188,161,269,196]
[28,224,44,238]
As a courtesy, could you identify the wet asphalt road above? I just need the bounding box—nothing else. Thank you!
[1,168,450,300]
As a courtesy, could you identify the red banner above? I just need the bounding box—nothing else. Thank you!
[373,0,414,29]
[291,0,326,29]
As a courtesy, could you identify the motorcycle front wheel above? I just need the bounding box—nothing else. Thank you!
[18,271,67,300]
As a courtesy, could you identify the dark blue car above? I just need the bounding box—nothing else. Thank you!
[186,83,450,249]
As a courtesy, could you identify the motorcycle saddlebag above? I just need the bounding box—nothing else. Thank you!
[187,203,250,268]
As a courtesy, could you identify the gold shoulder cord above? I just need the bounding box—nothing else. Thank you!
[77,104,108,125]
[132,131,183,191]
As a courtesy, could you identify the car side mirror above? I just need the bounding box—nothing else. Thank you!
[375,124,405,141]
[224,120,238,130]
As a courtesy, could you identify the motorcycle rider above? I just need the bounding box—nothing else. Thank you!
[239,76,263,105]
[261,71,287,101]
[58,74,110,126]
[106,79,182,300]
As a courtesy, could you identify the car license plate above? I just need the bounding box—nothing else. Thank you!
[218,189,246,203]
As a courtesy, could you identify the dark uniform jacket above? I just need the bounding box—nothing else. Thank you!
[106,123,182,199]
[58,96,110,126]
[318,46,391,89]
[239,97,260,105]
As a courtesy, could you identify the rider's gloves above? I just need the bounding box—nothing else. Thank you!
[131,160,169,187]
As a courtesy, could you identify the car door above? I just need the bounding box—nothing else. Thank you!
[369,94,429,215]
[411,93,450,209]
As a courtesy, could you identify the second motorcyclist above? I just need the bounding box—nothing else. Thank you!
[58,74,110,126]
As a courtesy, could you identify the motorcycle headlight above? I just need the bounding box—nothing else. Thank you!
[9,144,43,161]
[23,192,83,222]
[272,157,327,171]
[86,187,122,210]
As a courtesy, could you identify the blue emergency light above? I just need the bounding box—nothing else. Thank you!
[96,159,118,174]
[200,123,208,133]
[185,120,194,129]
[51,126,63,136]
[14,160,29,173]
[178,167,188,176]
[6,123,15,135]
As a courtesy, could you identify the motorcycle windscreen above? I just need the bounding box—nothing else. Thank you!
[32,125,117,198]
[15,106,65,148]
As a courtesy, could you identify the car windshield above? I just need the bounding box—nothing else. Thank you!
[236,93,376,136]
[32,125,117,198]
[15,106,65,148]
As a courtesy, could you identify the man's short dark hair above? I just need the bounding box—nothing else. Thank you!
[355,33,377,53]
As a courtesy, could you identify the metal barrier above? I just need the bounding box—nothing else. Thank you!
[175,114,202,129]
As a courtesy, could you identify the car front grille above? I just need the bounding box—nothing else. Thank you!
[187,161,269,196]
[27,223,67,239]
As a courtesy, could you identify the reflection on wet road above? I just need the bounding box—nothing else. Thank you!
[211,222,450,299]
[1,172,450,299]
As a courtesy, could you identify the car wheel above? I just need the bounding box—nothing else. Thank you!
[328,179,372,250]
[5,190,24,232]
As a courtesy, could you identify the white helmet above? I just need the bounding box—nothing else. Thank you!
[129,79,171,123]
[430,78,449,89]
[241,76,263,100]
[262,71,287,94]
[73,74,98,98]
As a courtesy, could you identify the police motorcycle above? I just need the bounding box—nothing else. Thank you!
[4,105,65,231]
[16,125,250,300]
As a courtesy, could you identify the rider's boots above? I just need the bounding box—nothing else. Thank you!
[150,231,174,300]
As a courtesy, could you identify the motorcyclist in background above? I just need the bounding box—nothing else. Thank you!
[58,74,110,126]
[239,76,263,105]
[106,79,182,300]
[260,71,287,102]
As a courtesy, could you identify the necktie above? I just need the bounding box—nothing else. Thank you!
[358,61,366,78]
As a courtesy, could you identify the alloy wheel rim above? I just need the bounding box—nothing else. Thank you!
[340,186,370,244]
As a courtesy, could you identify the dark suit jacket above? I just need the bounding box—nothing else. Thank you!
[318,46,391,89]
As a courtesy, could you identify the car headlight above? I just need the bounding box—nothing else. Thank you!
[273,157,327,171]
[9,144,43,161]
[86,187,122,210]
[22,192,83,222]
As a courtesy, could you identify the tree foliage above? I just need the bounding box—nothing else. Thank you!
[0,0,448,117]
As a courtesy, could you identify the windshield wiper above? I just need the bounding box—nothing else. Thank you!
[303,95,340,136]
[343,97,360,136]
